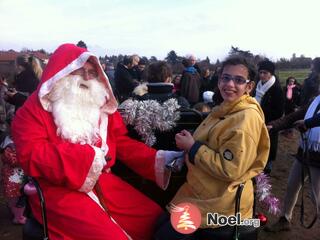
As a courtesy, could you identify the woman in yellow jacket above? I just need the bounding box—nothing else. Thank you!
[155,57,270,239]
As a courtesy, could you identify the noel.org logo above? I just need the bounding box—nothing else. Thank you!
[170,202,201,234]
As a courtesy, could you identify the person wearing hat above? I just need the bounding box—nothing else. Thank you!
[11,43,184,240]
[202,90,215,108]
[254,59,284,174]
[114,54,140,103]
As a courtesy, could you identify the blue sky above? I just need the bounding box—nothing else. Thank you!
[1,0,320,62]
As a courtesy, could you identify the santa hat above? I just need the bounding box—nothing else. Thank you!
[38,43,118,114]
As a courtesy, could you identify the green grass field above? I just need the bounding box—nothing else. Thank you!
[276,69,309,85]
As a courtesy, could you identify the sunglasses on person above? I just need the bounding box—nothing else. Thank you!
[220,74,250,85]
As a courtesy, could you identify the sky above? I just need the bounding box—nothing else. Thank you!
[1,0,320,62]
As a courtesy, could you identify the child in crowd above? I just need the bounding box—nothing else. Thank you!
[193,102,211,113]
[1,136,26,224]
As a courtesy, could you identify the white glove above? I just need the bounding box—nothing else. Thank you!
[163,151,185,172]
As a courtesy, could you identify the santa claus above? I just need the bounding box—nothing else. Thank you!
[12,43,183,240]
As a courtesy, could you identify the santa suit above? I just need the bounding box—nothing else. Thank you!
[11,44,166,240]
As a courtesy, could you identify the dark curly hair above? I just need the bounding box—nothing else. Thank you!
[219,57,257,82]
[147,61,172,83]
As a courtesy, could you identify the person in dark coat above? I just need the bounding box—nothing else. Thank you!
[254,60,284,173]
[114,55,140,103]
[265,92,320,232]
[211,67,223,106]
[130,58,147,82]
[5,54,42,111]
[282,76,301,138]
[283,76,301,115]
[199,68,214,101]
[300,57,320,106]
[180,58,201,106]
[134,61,189,108]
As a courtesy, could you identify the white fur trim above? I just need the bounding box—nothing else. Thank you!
[79,146,106,193]
[99,113,109,154]
[86,191,133,240]
[155,150,172,190]
[39,52,93,111]
[133,83,148,96]
[87,190,105,210]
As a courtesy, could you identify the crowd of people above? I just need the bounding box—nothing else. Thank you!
[0,43,319,239]
[0,54,42,225]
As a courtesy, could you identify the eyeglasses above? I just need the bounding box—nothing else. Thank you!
[220,74,250,85]
[71,68,98,79]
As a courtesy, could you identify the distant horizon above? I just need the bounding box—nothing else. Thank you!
[0,43,315,64]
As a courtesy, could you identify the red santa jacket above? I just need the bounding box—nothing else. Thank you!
[12,92,157,190]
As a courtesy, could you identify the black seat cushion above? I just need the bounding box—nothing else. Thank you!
[198,225,258,240]
[23,217,44,240]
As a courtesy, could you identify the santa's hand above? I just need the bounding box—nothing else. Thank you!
[155,150,183,190]
[164,151,185,172]
[78,147,106,193]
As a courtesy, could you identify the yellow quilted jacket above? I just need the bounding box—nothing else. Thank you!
[170,94,270,228]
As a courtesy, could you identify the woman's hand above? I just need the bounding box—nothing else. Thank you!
[175,130,195,152]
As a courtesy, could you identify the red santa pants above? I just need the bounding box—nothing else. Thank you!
[30,173,163,240]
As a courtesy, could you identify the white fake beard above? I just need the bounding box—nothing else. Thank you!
[48,75,108,145]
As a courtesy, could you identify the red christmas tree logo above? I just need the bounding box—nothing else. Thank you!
[170,202,201,234]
